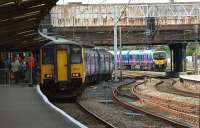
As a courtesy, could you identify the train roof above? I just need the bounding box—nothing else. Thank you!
[108,50,167,55]
[41,39,81,48]
[97,49,111,54]
[129,50,153,54]
[108,51,120,55]
[122,50,130,55]
[153,51,166,53]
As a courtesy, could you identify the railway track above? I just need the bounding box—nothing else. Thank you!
[120,71,200,127]
[54,102,116,128]
[112,80,198,128]
[52,71,199,128]
[131,80,199,127]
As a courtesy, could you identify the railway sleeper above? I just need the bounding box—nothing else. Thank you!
[133,83,199,109]
[142,99,199,126]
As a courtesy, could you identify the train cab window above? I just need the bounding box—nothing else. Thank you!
[153,52,166,60]
[70,46,82,64]
[42,48,54,64]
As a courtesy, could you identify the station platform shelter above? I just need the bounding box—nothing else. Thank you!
[0,1,87,128]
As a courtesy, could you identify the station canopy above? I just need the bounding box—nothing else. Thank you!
[0,0,58,50]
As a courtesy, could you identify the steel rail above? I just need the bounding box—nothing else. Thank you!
[131,81,199,126]
[76,101,117,128]
[112,82,193,128]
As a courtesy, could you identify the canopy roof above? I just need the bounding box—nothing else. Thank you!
[0,0,58,50]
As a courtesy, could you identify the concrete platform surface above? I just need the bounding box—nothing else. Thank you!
[0,86,80,128]
[179,75,200,82]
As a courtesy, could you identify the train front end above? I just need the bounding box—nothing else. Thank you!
[152,51,167,71]
[40,41,84,98]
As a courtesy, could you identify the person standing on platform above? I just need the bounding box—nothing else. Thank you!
[26,53,37,85]
[11,57,20,84]
[3,55,10,69]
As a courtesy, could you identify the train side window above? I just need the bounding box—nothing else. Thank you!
[136,54,139,60]
[70,46,82,64]
[105,55,109,66]
[42,48,54,64]
[133,54,136,60]
[132,55,134,60]
[100,55,104,63]
[85,53,88,64]
[87,54,90,64]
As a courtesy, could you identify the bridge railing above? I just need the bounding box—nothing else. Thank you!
[51,3,200,27]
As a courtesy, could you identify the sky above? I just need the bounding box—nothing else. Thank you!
[57,0,200,4]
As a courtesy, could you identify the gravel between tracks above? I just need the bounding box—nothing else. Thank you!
[78,79,175,128]
[137,79,200,105]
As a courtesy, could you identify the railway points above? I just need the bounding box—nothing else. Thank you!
[133,78,199,127]
[78,79,179,128]
[113,79,199,128]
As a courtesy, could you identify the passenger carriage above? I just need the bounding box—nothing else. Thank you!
[40,39,113,98]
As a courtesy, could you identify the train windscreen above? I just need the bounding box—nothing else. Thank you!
[153,52,166,60]
[70,46,82,64]
[42,48,54,64]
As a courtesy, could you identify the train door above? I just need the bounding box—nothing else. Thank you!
[56,49,68,81]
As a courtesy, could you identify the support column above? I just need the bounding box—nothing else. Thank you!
[169,45,173,71]
[169,43,187,73]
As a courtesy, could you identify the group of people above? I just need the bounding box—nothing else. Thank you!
[0,53,38,84]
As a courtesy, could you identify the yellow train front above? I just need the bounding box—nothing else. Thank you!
[152,51,167,71]
[40,40,84,99]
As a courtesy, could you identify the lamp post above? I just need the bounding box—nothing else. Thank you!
[113,6,118,81]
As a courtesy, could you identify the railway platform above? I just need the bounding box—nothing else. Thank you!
[0,85,85,128]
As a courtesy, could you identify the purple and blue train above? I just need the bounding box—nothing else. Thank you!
[109,50,167,71]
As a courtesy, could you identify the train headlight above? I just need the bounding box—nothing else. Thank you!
[45,74,53,78]
[72,73,80,77]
